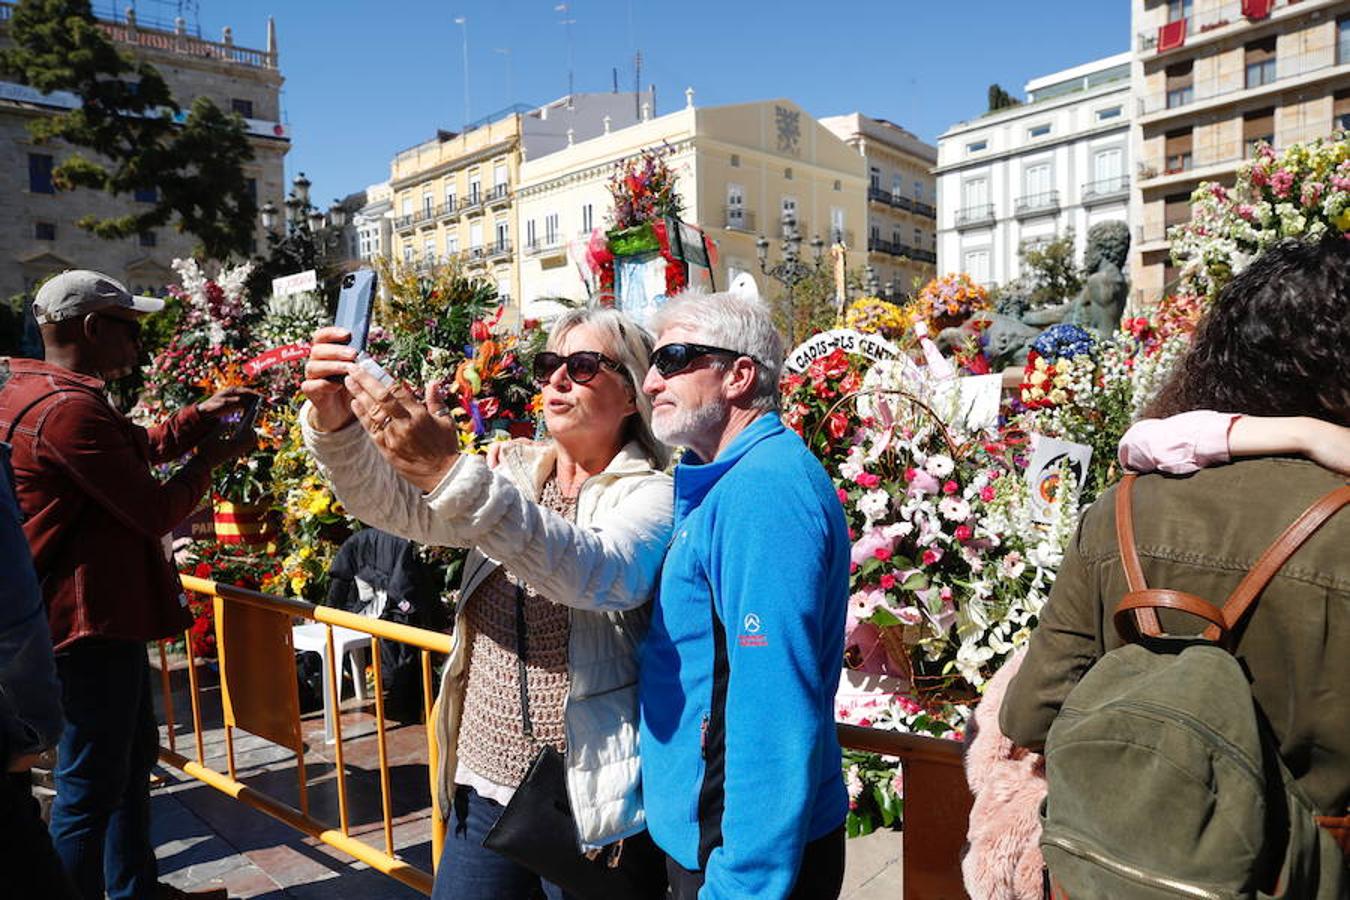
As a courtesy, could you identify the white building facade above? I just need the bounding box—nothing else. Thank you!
[934,53,1133,289]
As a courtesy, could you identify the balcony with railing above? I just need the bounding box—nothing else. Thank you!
[868,237,933,263]
[1014,190,1060,219]
[486,239,512,259]
[724,208,756,232]
[954,204,996,229]
[459,191,484,214]
[1139,47,1350,117]
[524,235,565,256]
[2,2,281,69]
[1136,0,1314,54]
[1081,175,1130,206]
[414,206,437,228]
[394,214,415,232]
[868,186,893,206]
[485,184,511,207]
[437,200,457,220]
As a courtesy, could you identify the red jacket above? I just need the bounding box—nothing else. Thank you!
[0,359,215,650]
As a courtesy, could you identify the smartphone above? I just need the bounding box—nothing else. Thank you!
[333,269,377,354]
[223,393,262,440]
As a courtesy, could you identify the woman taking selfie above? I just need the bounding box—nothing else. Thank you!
[301,307,671,899]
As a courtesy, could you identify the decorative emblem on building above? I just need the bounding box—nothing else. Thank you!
[775,105,801,156]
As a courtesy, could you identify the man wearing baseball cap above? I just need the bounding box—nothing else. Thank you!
[0,270,255,899]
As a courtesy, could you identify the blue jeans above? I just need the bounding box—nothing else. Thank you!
[49,639,159,899]
[431,785,573,900]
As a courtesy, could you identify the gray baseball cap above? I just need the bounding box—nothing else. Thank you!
[32,270,165,324]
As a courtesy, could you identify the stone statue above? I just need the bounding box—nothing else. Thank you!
[937,311,1043,371]
[1021,221,1131,337]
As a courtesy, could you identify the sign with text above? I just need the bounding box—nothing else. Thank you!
[784,329,900,373]
[271,270,317,298]
[243,342,310,377]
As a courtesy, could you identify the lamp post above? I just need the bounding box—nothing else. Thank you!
[258,173,348,291]
[756,212,825,346]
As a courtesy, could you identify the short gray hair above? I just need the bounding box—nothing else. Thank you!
[650,290,784,411]
[548,306,671,468]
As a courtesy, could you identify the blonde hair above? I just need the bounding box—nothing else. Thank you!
[548,306,671,469]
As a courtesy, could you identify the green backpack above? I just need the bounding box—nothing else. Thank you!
[1041,475,1350,899]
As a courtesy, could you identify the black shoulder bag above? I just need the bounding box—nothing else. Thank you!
[481,584,667,898]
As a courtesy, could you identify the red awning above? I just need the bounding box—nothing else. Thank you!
[1242,0,1273,20]
[1158,18,1187,52]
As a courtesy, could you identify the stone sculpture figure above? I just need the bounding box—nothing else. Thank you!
[1022,222,1131,337]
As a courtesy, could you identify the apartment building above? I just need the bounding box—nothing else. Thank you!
[934,53,1134,289]
[820,114,938,297]
[387,92,649,322]
[515,92,867,310]
[1130,0,1350,302]
[1,4,289,298]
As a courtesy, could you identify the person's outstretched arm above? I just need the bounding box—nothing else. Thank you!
[1119,411,1350,475]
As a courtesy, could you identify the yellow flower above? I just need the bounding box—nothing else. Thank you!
[305,493,331,516]
[298,545,313,560]
[1048,388,1068,404]
[290,575,308,595]
[1053,374,1070,389]
[1028,370,1048,387]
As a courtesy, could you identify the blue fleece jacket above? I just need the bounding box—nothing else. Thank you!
[639,412,850,898]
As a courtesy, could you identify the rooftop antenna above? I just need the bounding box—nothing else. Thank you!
[634,50,642,119]
[454,15,470,127]
[555,3,575,101]
[494,47,513,107]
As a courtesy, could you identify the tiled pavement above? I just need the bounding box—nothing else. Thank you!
[149,655,904,898]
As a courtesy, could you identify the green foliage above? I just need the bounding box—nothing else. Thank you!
[843,750,904,838]
[769,266,859,346]
[1019,231,1083,308]
[0,0,257,258]
[371,255,497,385]
[987,83,1022,112]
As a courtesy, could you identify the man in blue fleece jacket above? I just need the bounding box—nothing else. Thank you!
[639,290,849,899]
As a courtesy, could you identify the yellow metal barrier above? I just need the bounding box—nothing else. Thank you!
[163,574,971,898]
[159,574,452,896]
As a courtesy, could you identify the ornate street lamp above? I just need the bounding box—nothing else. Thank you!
[756,212,825,345]
[292,171,312,206]
[863,264,880,298]
[259,200,279,232]
[328,200,348,230]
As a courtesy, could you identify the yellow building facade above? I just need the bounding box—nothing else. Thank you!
[386,93,651,322]
[1129,0,1350,303]
[516,94,868,312]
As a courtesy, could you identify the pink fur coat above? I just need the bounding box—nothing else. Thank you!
[962,647,1047,900]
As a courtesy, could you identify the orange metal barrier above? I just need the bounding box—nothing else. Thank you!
[159,574,451,895]
[161,574,970,898]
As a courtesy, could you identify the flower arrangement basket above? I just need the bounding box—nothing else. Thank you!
[212,499,275,546]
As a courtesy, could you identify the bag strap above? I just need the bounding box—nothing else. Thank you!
[1203,483,1350,641]
[3,387,103,444]
[1114,472,1349,645]
[514,582,533,740]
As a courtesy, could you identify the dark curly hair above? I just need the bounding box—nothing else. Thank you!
[1145,235,1350,425]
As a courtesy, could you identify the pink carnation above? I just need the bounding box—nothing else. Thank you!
[855,471,881,489]
[1270,170,1294,199]
[942,479,959,495]
[979,485,996,502]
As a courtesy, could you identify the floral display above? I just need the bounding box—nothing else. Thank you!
[1168,132,1349,298]
[607,144,684,230]
[911,272,991,331]
[842,296,915,342]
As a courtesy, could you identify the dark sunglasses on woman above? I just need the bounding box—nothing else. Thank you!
[532,350,627,386]
[650,343,752,378]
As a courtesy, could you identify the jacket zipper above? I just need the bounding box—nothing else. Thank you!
[1041,834,1223,899]
[700,712,710,759]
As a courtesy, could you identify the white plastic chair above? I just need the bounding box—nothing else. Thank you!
[292,578,388,742]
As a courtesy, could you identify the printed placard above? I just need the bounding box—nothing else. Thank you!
[271,270,317,298]
[243,342,311,377]
[1025,434,1094,523]
[784,329,900,373]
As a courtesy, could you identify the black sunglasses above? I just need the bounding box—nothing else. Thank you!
[532,350,627,386]
[650,342,751,377]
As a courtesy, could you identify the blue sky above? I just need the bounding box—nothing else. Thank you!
[194,1,1129,202]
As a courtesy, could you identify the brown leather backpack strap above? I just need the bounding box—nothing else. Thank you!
[1203,484,1350,642]
[1113,589,1229,643]
[1114,474,1163,638]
